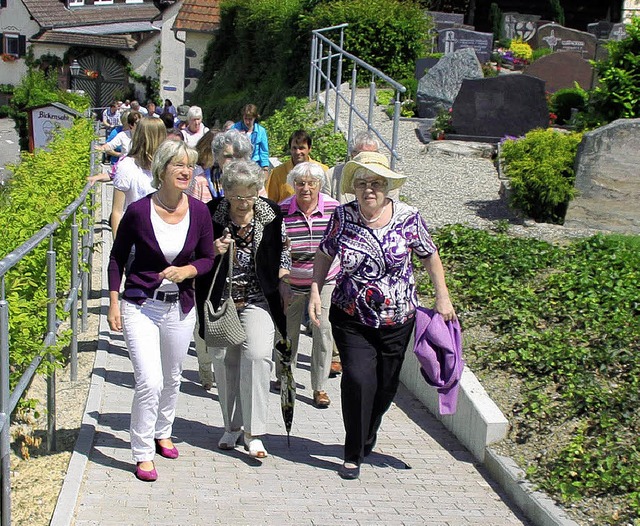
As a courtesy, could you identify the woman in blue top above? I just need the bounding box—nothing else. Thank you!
[232,104,270,173]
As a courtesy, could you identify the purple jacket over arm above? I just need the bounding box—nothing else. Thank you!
[413,306,464,415]
[108,194,215,314]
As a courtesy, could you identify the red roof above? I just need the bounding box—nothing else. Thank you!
[173,0,220,33]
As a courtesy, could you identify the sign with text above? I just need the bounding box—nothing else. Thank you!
[27,103,80,152]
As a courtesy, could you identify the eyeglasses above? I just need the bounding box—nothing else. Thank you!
[353,179,387,191]
[170,162,195,170]
[293,180,320,189]
[227,195,258,202]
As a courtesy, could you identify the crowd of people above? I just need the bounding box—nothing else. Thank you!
[101,99,456,482]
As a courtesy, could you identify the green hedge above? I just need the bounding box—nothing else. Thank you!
[0,118,95,389]
[192,0,430,124]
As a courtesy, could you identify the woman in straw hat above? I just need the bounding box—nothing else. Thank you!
[309,151,456,480]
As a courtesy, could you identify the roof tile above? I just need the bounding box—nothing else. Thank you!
[173,0,220,33]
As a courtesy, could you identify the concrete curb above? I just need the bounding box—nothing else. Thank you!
[50,184,112,526]
[400,349,579,526]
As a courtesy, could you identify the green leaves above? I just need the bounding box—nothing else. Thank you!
[418,226,640,523]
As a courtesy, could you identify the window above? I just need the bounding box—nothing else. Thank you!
[0,0,7,8]
[1,33,25,58]
[69,0,85,5]
[94,0,114,4]
[125,0,143,3]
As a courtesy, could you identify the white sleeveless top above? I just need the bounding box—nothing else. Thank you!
[150,202,191,292]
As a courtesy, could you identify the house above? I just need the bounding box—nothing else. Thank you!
[0,0,192,108]
[171,0,220,104]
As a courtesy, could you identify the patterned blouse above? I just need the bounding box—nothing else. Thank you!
[318,200,437,328]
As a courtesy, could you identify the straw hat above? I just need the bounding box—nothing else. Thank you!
[341,151,406,194]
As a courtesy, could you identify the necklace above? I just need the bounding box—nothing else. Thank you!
[155,192,182,212]
[359,202,387,224]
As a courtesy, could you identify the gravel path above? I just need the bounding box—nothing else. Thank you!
[322,86,600,241]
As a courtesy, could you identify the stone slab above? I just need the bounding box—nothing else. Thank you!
[523,51,595,92]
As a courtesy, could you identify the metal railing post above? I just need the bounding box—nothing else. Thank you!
[70,213,79,381]
[391,94,402,171]
[81,206,89,332]
[46,239,57,453]
[368,80,376,132]
[333,28,345,133]
[1,279,11,526]
[309,34,317,102]
[316,40,324,113]
[323,49,333,122]
[348,65,358,150]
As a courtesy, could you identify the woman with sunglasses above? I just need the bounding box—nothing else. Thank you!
[309,151,456,480]
[195,159,290,459]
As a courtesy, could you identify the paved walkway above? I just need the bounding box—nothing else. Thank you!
[64,185,532,525]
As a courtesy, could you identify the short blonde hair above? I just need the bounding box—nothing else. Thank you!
[152,140,198,189]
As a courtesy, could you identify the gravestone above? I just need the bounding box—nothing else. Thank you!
[565,119,640,234]
[437,28,493,63]
[587,21,613,40]
[450,75,548,139]
[535,23,597,59]
[609,23,628,41]
[426,11,465,30]
[503,12,540,42]
[523,51,594,92]
[416,47,483,118]
[415,57,440,80]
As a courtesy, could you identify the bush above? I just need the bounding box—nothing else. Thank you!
[262,96,347,166]
[590,16,640,123]
[531,47,553,61]
[0,118,95,392]
[302,0,431,82]
[549,87,588,125]
[500,128,582,223]
[509,38,533,61]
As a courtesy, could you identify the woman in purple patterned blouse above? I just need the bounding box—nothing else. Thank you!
[309,151,456,480]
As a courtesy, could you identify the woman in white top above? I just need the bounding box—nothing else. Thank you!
[181,105,209,148]
[111,118,167,237]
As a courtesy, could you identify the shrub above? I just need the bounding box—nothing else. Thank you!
[302,0,431,82]
[549,87,588,125]
[509,38,533,61]
[262,96,347,166]
[590,16,640,123]
[0,118,95,392]
[500,128,582,223]
[531,47,553,61]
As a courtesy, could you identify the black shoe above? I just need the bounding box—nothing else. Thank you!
[338,463,360,480]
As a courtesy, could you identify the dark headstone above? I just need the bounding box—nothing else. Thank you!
[523,51,594,92]
[609,23,628,41]
[535,23,597,60]
[587,21,613,40]
[503,12,540,43]
[437,28,493,63]
[417,48,483,118]
[565,119,640,234]
[415,57,440,81]
[426,11,465,27]
[451,75,548,139]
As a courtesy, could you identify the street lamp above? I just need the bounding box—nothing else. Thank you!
[70,59,81,90]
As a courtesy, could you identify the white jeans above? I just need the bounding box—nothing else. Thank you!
[211,302,274,436]
[121,298,195,462]
[277,285,334,392]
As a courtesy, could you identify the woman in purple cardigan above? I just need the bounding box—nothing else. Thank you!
[108,140,215,482]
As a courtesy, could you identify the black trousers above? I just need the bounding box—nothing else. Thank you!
[330,306,415,465]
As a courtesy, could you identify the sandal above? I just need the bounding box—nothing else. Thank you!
[244,433,268,458]
[218,430,243,450]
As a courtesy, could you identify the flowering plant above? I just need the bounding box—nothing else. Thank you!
[431,108,454,139]
[1,53,17,63]
[84,69,99,79]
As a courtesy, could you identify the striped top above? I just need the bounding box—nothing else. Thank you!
[280,192,340,293]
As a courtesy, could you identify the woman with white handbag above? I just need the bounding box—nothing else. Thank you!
[195,159,290,459]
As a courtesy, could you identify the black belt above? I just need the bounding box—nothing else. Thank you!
[153,290,179,303]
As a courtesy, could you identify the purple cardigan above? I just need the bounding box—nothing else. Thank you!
[413,306,464,415]
[108,194,215,314]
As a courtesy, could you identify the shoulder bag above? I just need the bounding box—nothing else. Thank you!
[204,241,247,347]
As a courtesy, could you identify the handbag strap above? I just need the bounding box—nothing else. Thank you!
[206,240,235,302]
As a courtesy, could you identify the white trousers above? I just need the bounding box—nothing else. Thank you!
[121,298,195,462]
[277,285,334,392]
[211,302,274,436]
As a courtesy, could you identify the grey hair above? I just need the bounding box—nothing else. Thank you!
[287,161,327,189]
[350,130,380,155]
[151,139,198,189]
[211,128,252,163]
[187,105,203,121]
[221,160,263,193]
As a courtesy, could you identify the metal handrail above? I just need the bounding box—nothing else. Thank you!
[0,143,97,525]
[309,24,406,169]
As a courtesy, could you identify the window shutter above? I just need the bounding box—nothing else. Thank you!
[18,35,27,57]
[0,0,7,8]
[0,34,4,55]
